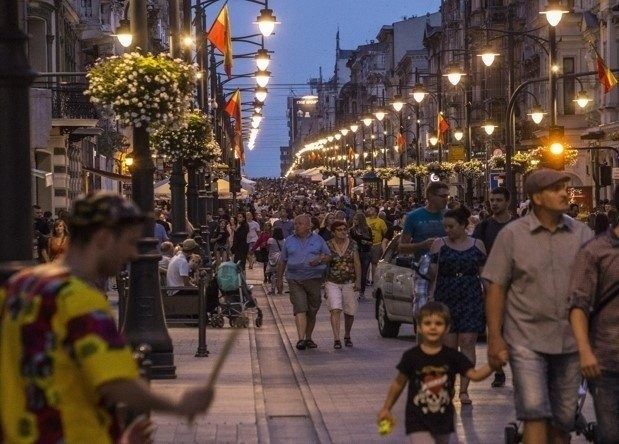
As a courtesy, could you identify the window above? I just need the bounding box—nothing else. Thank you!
[563,57,575,115]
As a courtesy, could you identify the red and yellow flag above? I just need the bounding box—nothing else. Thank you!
[397,132,406,149]
[437,112,449,142]
[207,4,233,77]
[596,50,617,94]
[224,89,244,162]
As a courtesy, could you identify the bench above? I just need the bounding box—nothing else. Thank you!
[160,286,202,326]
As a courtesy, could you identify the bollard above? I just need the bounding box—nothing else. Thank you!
[117,270,130,329]
[195,267,210,357]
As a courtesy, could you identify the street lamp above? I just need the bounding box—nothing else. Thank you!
[255,86,268,102]
[115,19,133,48]
[528,105,547,124]
[254,69,271,88]
[255,48,271,70]
[539,0,569,27]
[443,63,465,86]
[254,7,279,37]
[453,128,464,141]
[482,120,498,136]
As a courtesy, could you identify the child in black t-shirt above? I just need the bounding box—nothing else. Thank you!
[378,302,494,443]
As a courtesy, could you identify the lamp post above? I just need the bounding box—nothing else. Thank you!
[0,0,37,283]
[122,0,176,379]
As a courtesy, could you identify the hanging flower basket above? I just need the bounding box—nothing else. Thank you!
[85,52,196,130]
[404,164,428,178]
[512,152,532,173]
[529,146,578,167]
[488,154,506,170]
[375,168,396,180]
[150,112,221,165]
[453,160,485,180]
[425,161,454,180]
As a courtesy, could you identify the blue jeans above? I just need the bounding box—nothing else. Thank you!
[359,251,371,294]
[588,370,619,444]
[509,344,580,433]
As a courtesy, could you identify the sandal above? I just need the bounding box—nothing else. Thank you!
[344,337,353,347]
[305,339,318,349]
[333,340,342,349]
[459,392,472,405]
[295,340,307,350]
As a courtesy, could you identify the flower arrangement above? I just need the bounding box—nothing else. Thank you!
[404,164,428,178]
[375,168,396,180]
[529,146,578,167]
[511,151,532,173]
[150,112,221,164]
[85,52,196,129]
[453,160,484,180]
[488,154,506,170]
[350,169,369,178]
[425,161,454,180]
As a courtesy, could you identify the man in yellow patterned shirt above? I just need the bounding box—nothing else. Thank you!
[0,193,214,443]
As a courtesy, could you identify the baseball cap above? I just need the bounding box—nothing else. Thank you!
[68,192,147,228]
[525,169,571,196]
[181,238,199,252]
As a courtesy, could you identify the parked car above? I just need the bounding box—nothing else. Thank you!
[372,234,416,337]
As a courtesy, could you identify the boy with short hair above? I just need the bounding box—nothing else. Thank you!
[378,302,494,443]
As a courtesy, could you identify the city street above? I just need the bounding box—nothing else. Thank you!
[139,267,595,443]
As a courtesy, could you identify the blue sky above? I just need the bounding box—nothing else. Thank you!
[217,0,441,178]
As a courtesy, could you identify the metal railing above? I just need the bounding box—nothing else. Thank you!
[33,74,98,119]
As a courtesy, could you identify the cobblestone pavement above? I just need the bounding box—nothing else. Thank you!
[133,267,596,443]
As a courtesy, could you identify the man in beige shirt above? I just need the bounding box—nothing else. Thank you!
[482,169,593,443]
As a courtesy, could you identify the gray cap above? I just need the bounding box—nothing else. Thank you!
[181,238,199,252]
[525,169,571,196]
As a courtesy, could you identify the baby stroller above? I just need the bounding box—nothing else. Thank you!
[504,379,596,443]
[210,261,263,328]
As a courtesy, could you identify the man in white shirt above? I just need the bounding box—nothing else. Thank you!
[246,211,261,270]
[166,238,200,294]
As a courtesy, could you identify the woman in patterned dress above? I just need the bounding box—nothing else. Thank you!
[325,220,361,349]
[427,206,487,405]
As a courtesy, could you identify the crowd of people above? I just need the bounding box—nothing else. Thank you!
[3,171,617,443]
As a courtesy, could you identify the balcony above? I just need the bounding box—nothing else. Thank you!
[32,79,99,120]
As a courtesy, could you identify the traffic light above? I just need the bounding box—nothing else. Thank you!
[542,125,565,170]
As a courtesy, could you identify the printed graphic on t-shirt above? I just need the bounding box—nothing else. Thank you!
[413,365,450,414]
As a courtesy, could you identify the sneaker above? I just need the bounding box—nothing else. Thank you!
[491,370,506,388]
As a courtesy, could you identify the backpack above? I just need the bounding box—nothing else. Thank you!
[217,261,240,292]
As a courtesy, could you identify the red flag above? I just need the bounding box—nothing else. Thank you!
[348,147,355,157]
[207,4,233,77]
[437,113,449,142]
[397,132,405,148]
[224,90,244,163]
[596,50,617,93]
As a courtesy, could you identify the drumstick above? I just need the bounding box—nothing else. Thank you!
[206,328,241,391]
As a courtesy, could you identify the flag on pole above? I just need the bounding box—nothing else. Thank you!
[595,50,617,93]
[437,112,449,142]
[224,89,244,162]
[397,132,406,149]
[207,4,233,77]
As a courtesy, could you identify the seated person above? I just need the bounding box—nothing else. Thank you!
[159,241,175,274]
[166,239,200,294]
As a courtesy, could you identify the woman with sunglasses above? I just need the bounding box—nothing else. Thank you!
[325,220,361,349]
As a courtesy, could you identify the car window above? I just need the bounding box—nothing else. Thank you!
[382,236,400,263]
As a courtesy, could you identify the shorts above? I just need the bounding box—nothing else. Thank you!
[371,244,383,263]
[288,278,322,315]
[509,344,580,432]
[324,281,358,316]
[408,432,452,444]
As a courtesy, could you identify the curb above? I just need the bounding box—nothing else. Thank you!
[262,283,332,444]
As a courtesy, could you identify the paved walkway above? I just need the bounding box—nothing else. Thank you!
[142,267,595,443]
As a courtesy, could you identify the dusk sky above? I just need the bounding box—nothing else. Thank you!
[216,1,442,178]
